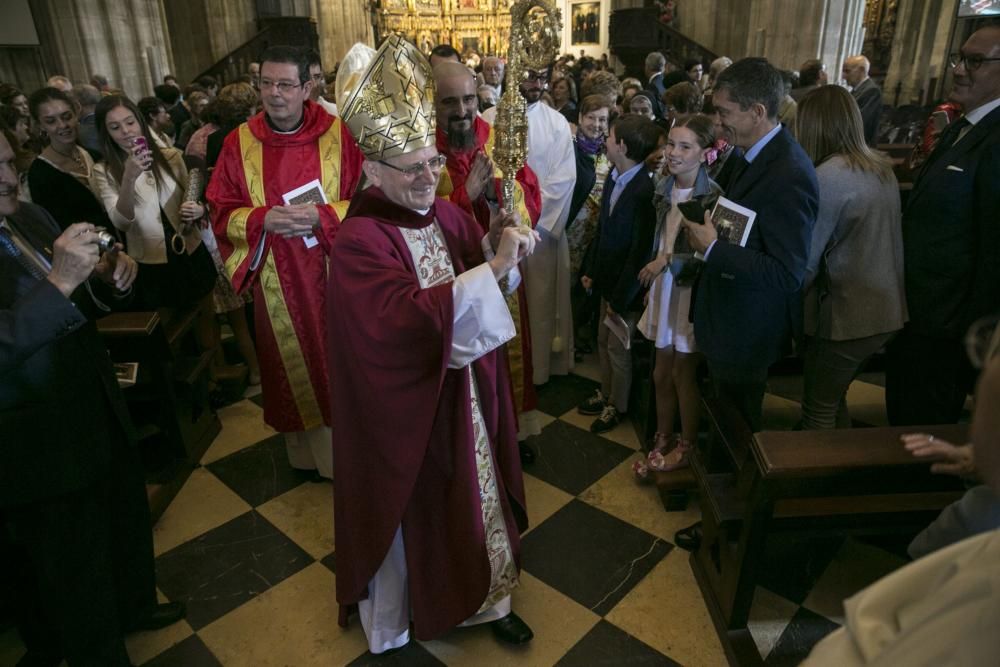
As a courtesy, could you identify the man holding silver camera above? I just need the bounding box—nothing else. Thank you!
[0,131,184,666]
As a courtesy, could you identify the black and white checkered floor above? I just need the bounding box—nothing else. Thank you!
[0,356,918,666]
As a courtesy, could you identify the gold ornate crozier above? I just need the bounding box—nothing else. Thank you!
[492,0,561,215]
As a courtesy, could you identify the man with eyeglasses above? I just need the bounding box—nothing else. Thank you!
[483,64,577,388]
[207,44,364,480]
[886,24,1000,427]
[330,36,539,654]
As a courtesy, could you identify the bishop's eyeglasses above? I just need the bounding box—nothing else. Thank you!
[378,154,447,177]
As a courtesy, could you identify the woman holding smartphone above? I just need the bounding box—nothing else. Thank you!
[92,95,215,311]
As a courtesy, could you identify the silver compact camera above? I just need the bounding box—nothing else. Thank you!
[94,228,116,253]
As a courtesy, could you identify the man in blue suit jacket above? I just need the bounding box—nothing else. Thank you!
[886,25,1000,426]
[683,58,819,431]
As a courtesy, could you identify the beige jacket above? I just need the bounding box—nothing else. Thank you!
[91,147,201,264]
[803,529,1000,666]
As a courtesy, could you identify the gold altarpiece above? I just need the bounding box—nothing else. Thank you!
[373,1,519,57]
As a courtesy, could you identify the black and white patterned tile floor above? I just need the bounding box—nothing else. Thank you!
[0,356,914,666]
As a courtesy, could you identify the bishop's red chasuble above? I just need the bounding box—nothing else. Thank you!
[435,116,542,413]
[207,101,364,432]
[328,187,528,640]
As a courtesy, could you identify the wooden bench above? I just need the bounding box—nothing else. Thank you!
[98,307,221,468]
[689,398,967,666]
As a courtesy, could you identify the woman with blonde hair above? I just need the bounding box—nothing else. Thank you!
[796,85,907,429]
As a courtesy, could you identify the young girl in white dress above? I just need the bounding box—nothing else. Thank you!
[634,114,721,478]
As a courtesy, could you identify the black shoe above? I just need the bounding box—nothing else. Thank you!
[518,441,535,465]
[577,389,607,416]
[372,641,411,657]
[490,611,534,645]
[674,521,702,552]
[124,601,186,632]
[590,405,622,434]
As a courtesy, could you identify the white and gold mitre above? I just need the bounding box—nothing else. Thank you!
[336,35,436,161]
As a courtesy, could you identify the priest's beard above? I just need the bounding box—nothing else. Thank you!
[446,119,477,151]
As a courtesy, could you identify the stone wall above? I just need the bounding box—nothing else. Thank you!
[883,0,958,106]
[666,0,865,77]
[162,0,257,84]
[28,0,175,99]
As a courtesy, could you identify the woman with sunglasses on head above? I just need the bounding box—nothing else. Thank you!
[795,85,907,430]
[26,87,114,236]
[91,95,215,312]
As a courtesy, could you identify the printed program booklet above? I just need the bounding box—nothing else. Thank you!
[694,196,756,260]
[282,179,326,248]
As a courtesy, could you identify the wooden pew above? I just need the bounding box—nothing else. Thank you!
[98,307,221,468]
[689,399,967,666]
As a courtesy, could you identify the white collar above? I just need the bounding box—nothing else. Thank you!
[965,97,1000,126]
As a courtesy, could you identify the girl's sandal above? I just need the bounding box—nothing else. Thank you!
[650,439,693,473]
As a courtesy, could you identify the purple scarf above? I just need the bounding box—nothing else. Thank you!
[576,131,604,156]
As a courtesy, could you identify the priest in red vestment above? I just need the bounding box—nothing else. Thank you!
[432,61,544,452]
[329,36,537,654]
[207,45,363,479]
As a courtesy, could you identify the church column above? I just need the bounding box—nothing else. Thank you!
[883,0,958,106]
[29,0,174,99]
[628,0,864,76]
[312,0,371,70]
[161,0,257,83]
[256,0,371,70]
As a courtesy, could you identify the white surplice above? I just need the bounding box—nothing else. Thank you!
[483,102,576,384]
[358,222,520,655]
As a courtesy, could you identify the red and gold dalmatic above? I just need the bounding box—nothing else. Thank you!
[207,101,364,432]
[436,116,541,413]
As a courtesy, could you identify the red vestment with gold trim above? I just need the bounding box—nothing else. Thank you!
[207,101,364,432]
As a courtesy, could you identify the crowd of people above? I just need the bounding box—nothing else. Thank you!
[2,20,999,665]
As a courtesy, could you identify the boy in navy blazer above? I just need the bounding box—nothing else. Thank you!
[579,115,661,433]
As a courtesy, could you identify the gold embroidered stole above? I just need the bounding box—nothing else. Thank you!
[400,222,519,611]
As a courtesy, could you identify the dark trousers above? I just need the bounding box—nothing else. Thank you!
[885,326,975,426]
[801,331,897,429]
[707,359,768,433]
[1,433,156,667]
[571,281,599,350]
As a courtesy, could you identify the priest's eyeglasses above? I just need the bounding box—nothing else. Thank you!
[379,155,447,177]
[948,52,1000,71]
[258,78,303,93]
